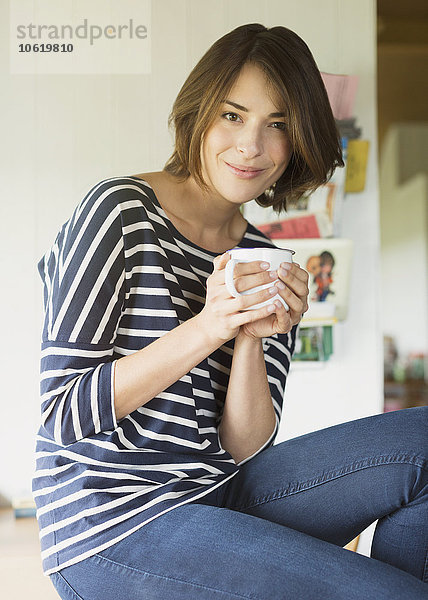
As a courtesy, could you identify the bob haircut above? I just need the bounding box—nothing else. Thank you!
[164,23,344,212]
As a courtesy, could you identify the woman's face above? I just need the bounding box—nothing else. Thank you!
[200,62,292,207]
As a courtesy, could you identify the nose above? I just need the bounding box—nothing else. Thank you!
[236,124,263,158]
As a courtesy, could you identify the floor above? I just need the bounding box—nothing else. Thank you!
[0,509,58,599]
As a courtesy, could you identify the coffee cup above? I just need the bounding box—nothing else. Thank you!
[225,247,295,310]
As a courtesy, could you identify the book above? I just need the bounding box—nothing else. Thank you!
[337,117,362,140]
[345,139,370,192]
[320,72,359,120]
[306,181,342,236]
[257,211,331,239]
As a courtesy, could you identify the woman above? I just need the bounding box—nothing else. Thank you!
[34,24,427,599]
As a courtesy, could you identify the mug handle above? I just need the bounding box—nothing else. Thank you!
[224,258,241,298]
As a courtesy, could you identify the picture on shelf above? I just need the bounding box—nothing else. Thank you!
[293,325,333,362]
[275,237,353,321]
[307,249,335,303]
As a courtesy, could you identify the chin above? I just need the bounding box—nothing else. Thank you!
[222,183,266,205]
[226,192,260,206]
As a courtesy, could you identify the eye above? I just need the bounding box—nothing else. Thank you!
[222,111,242,123]
[270,122,287,131]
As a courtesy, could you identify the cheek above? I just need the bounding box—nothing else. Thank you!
[277,137,293,167]
[204,125,233,157]
[201,127,232,180]
[267,133,292,170]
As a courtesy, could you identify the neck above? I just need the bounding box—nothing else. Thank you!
[165,174,248,252]
[136,170,248,253]
[181,176,242,231]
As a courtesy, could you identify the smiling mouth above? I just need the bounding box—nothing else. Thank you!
[226,162,265,172]
[225,162,266,179]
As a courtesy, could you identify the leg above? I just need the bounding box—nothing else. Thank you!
[221,406,428,581]
[50,502,428,600]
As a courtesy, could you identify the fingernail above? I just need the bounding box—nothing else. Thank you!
[260,262,270,270]
[281,262,292,270]
[277,280,286,289]
[279,268,289,278]
[267,303,276,312]
[269,286,278,295]
[269,271,277,279]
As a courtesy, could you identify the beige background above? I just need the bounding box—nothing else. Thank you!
[0,0,380,506]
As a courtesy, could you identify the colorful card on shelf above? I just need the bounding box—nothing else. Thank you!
[293,325,333,362]
[275,238,353,321]
[345,140,370,192]
[320,72,359,120]
[257,212,331,239]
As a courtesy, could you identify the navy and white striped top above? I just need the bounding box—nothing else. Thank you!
[33,176,296,575]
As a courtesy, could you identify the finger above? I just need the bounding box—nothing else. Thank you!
[278,262,309,283]
[272,300,292,332]
[277,267,309,297]
[213,252,230,272]
[277,271,309,314]
[233,269,277,293]
[233,260,271,277]
[231,301,277,328]
[276,283,306,316]
[232,284,279,310]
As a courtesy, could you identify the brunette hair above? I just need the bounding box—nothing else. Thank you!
[164,23,344,212]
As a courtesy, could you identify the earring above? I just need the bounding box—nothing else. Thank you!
[264,182,276,201]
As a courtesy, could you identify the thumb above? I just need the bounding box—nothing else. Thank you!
[213,252,230,271]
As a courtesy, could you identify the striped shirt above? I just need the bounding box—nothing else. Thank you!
[33,176,296,575]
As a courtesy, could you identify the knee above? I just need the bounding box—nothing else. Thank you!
[387,406,428,449]
[395,405,427,424]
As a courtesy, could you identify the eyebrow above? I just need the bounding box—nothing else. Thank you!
[224,100,285,118]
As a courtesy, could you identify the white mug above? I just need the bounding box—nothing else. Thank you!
[225,247,295,310]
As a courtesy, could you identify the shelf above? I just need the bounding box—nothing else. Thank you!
[290,361,328,371]
[384,379,428,410]
[300,317,338,328]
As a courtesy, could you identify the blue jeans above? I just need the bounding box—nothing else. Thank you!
[51,407,428,599]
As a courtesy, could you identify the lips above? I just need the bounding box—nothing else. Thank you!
[227,162,264,172]
[225,161,266,179]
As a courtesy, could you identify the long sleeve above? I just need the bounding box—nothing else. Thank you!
[39,180,128,445]
[262,326,297,443]
[33,177,296,576]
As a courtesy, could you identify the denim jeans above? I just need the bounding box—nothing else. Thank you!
[50,406,428,599]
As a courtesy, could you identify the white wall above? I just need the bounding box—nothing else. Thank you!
[0,0,381,502]
[277,1,382,440]
[379,125,428,358]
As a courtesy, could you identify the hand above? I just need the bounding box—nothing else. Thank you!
[241,261,309,339]
[198,253,286,344]
[276,261,309,325]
